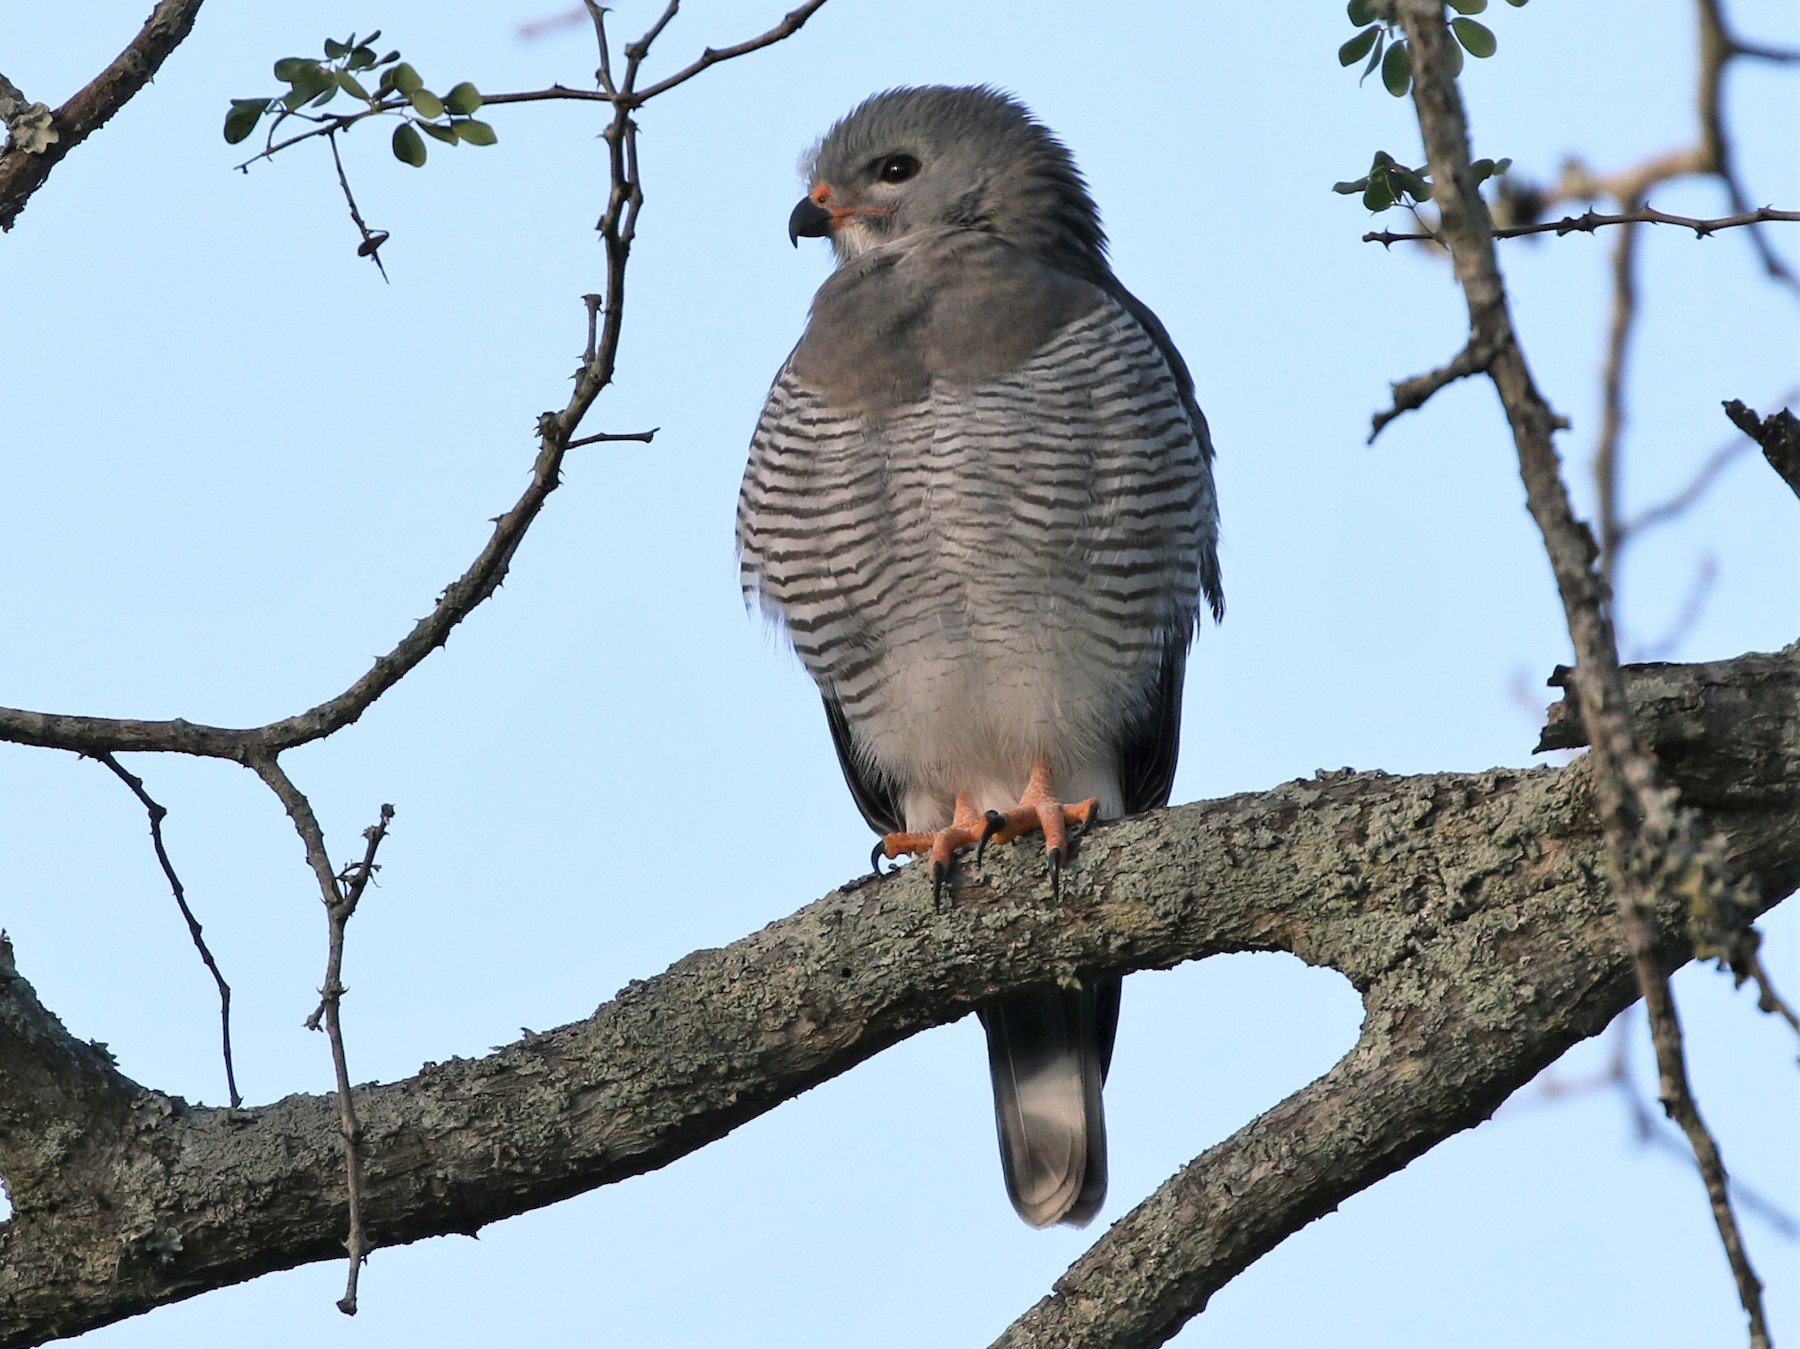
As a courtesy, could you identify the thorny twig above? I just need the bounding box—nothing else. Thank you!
[326,128,389,279]
[92,752,241,1108]
[1364,203,1800,247]
[251,749,392,1316]
[1368,335,1501,443]
[1393,3,1774,1344]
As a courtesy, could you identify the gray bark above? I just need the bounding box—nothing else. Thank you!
[2,645,1796,1348]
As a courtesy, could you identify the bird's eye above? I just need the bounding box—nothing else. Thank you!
[876,154,920,184]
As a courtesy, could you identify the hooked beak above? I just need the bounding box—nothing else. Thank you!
[788,195,833,246]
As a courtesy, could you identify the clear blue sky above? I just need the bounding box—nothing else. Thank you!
[2,2,1796,1345]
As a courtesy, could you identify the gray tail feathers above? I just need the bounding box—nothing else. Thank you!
[980,977,1121,1227]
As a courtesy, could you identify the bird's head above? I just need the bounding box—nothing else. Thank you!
[789,86,1108,276]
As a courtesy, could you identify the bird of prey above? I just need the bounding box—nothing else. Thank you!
[736,86,1222,1228]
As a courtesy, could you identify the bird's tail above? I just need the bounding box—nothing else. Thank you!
[979,977,1120,1227]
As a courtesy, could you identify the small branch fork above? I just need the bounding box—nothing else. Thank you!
[91,753,241,1108]
[1392,3,1776,1344]
[1364,203,1800,246]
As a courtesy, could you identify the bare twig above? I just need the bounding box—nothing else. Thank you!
[1364,203,1800,246]
[326,129,389,280]
[1368,335,1499,442]
[520,8,586,42]
[1726,928,1800,1047]
[629,0,830,103]
[0,0,206,231]
[91,753,241,1108]
[1594,219,1641,586]
[250,752,391,1315]
[1620,435,1763,541]
[1393,4,1772,1344]
[565,427,657,449]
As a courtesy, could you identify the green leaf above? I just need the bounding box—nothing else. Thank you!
[420,120,459,144]
[1451,17,1497,56]
[289,64,332,99]
[1391,167,1433,202]
[1381,39,1412,96]
[308,83,338,108]
[1505,0,1528,6]
[1360,30,1386,84]
[391,62,424,97]
[392,121,427,167]
[409,88,445,119]
[335,70,371,101]
[378,50,400,65]
[1333,175,1372,195]
[222,99,266,144]
[1346,0,1380,25]
[1448,33,1464,75]
[1471,156,1514,184]
[1363,175,1395,212]
[1447,0,1487,11]
[273,57,317,83]
[323,37,349,59]
[280,87,312,112]
[348,46,377,71]
[444,81,483,115]
[1339,26,1380,67]
[364,31,382,45]
[453,118,497,146]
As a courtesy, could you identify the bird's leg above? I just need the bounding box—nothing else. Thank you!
[880,793,986,906]
[975,761,1099,897]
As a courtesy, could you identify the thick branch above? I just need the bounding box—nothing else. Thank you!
[1,647,1795,1348]
[0,0,205,232]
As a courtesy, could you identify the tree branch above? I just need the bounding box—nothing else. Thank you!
[1394,5,1778,1343]
[0,647,1794,1348]
[0,0,206,232]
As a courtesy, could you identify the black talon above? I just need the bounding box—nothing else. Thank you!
[976,810,1007,865]
[870,840,891,876]
[1047,847,1063,901]
[931,859,950,910]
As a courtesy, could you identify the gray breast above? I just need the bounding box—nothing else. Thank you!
[737,277,1216,800]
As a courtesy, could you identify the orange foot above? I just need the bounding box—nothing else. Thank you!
[878,763,1100,904]
[879,793,987,906]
